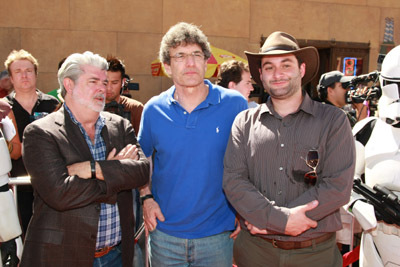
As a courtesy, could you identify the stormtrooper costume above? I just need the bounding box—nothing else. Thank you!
[351,45,400,267]
[0,107,23,267]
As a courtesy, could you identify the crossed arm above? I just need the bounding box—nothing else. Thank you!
[67,144,140,180]
[23,121,150,211]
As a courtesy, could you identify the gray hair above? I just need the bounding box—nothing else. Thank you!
[159,22,211,65]
[58,51,108,98]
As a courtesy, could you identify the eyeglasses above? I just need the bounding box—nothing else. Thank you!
[170,51,205,62]
[303,149,319,186]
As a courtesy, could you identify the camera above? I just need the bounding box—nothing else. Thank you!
[345,71,382,104]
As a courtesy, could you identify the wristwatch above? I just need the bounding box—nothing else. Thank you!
[90,160,96,179]
[140,194,154,205]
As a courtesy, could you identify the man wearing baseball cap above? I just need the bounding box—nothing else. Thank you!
[223,31,355,266]
[317,71,352,107]
[318,70,367,127]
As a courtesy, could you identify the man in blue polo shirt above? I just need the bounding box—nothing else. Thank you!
[138,22,248,266]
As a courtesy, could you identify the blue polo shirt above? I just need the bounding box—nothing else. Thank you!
[138,79,248,239]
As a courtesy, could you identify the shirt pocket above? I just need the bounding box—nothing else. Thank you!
[286,143,319,187]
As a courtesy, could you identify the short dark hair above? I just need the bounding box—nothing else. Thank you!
[317,82,335,102]
[216,60,249,88]
[106,55,125,79]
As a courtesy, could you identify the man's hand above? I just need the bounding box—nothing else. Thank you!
[350,86,369,121]
[230,217,241,239]
[285,200,318,236]
[244,221,268,235]
[143,198,165,236]
[107,144,139,160]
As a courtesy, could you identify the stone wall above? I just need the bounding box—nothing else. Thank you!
[0,0,399,103]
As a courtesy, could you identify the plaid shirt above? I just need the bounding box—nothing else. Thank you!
[65,105,121,249]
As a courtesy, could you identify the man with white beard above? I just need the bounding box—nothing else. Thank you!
[20,51,150,266]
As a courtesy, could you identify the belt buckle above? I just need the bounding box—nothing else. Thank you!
[272,239,278,248]
[94,246,112,258]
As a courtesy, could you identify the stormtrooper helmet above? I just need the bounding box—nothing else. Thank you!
[379,45,400,125]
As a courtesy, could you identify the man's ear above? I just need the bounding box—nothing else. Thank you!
[228,81,236,89]
[63,78,74,94]
[300,63,306,78]
[163,62,172,77]
[327,86,334,95]
[122,77,127,88]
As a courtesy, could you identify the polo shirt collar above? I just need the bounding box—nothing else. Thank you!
[166,79,220,107]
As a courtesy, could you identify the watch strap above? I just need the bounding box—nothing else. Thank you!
[140,194,154,205]
[90,160,96,179]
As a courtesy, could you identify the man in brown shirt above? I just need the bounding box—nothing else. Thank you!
[223,31,355,266]
[104,56,143,135]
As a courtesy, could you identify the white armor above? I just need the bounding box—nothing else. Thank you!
[351,45,400,267]
[0,125,22,266]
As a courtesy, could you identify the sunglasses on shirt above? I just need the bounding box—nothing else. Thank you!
[304,149,319,186]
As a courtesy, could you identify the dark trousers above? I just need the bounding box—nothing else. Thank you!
[234,230,342,267]
[17,185,33,236]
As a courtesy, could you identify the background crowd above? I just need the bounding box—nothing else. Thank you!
[0,20,399,267]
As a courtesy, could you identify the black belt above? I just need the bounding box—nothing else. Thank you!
[0,184,9,192]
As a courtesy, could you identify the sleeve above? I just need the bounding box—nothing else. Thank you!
[22,120,149,212]
[137,103,154,158]
[132,103,144,137]
[223,113,290,233]
[98,119,150,194]
[287,112,356,221]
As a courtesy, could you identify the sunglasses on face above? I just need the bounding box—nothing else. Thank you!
[304,149,319,186]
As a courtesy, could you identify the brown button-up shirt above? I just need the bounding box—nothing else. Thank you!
[223,92,355,241]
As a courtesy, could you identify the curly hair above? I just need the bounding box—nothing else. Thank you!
[159,22,211,65]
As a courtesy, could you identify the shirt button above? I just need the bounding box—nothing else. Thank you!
[95,205,101,211]
[279,167,283,171]
[280,144,284,147]
[183,111,187,114]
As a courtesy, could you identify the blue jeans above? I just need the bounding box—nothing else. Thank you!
[93,244,122,267]
[149,229,233,267]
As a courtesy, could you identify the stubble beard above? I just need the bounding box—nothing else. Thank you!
[263,72,302,99]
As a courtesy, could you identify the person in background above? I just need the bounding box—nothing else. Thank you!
[0,100,23,267]
[0,70,13,98]
[317,70,368,127]
[138,22,247,267]
[223,31,355,267]
[104,55,143,135]
[349,44,400,267]
[216,60,258,108]
[47,57,67,103]
[20,51,149,266]
[104,55,145,267]
[4,49,59,235]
